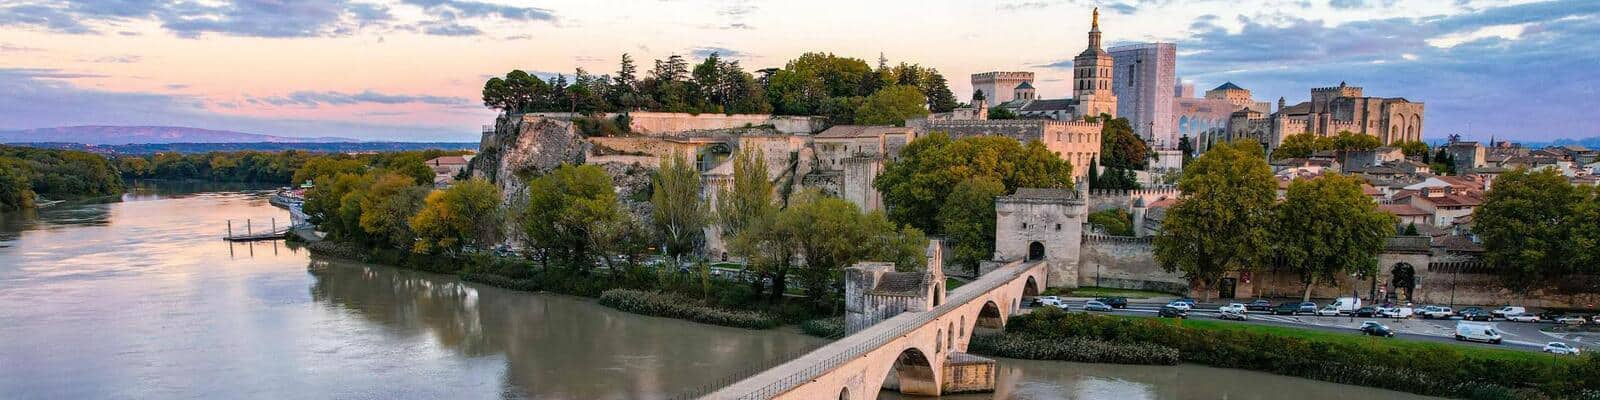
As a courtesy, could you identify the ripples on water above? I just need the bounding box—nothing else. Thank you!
[0,183,1439,400]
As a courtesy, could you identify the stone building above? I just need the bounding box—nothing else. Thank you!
[845,242,948,334]
[809,125,916,212]
[991,188,1087,288]
[970,71,1035,106]
[993,9,1117,122]
[1110,43,1175,146]
[917,119,1103,179]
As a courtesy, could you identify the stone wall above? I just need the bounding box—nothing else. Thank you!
[1076,234,1187,293]
[624,112,825,135]
[1083,187,1180,212]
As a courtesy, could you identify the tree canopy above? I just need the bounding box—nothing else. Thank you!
[937,177,1006,273]
[410,178,502,255]
[875,133,1074,235]
[1475,168,1593,294]
[1273,173,1397,301]
[1153,140,1277,301]
[650,152,708,265]
[1271,133,1334,159]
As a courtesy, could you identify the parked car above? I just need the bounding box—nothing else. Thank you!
[1378,306,1415,319]
[1165,301,1193,311]
[1273,302,1302,315]
[1034,296,1067,309]
[1506,313,1541,323]
[1245,299,1274,312]
[1158,306,1189,319]
[1330,297,1362,313]
[1491,306,1527,318]
[1353,306,1377,317]
[1543,342,1582,355]
[1455,323,1503,344]
[1176,297,1198,306]
[1459,307,1485,317]
[1461,310,1494,322]
[1538,310,1567,320]
[1084,300,1113,312]
[1218,303,1247,314]
[1359,321,1396,337]
[1096,297,1129,309]
[1217,309,1247,321]
[1297,302,1318,314]
[1555,315,1588,325]
[1419,305,1454,319]
[1316,305,1341,316]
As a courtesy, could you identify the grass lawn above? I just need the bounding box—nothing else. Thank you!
[1048,286,1175,299]
[946,278,966,290]
[1166,317,1564,365]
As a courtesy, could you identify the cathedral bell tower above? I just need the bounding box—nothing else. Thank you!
[1072,8,1117,119]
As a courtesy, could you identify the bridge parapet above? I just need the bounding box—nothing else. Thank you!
[701,259,1043,400]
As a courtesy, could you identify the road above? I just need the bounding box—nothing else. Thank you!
[1034,299,1587,353]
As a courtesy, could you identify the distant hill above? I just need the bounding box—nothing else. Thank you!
[0,126,357,145]
[8,142,479,155]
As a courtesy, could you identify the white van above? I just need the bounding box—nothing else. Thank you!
[1491,306,1526,318]
[1331,297,1362,313]
[1455,322,1503,344]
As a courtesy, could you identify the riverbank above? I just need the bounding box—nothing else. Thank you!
[296,238,829,330]
[973,308,1598,400]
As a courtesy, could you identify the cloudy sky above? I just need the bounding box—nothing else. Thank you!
[0,0,1595,142]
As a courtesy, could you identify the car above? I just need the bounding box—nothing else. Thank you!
[1274,302,1302,315]
[1461,310,1494,322]
[1218,303,1247,314]
[1034,296,1068,309]
[1455,322,1503,344]
[1165,301,1193,311]
[1593,315,1600,325]
[1491,306,1527,318]
[1084,300,1113,312]
[1297,302,1319,314]
[1543,342,1582,355]
[1419,305,1455,319]
[1096,296,1129,309]
[1555,315,1588,325]
[1159,306,1189,318]
[1538,310,1567,320]
[1330,297,1362,313]
[1378,306,1414,319]
[1217,309,1247,321]
[1176,297,1198,306]
[1245,299,1274,311]
[1506,313,1541,323]
[1316,305,1341,316]
[1359,321,1396,337]
[1352,306,1377,317]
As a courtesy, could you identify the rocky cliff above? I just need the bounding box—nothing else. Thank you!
[470,114,589,201]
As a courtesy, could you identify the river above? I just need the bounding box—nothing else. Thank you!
[0,185,1437,399]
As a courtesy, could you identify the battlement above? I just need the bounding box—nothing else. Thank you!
[1311,85,1364,92]
[971,71,1034,81]
[1082,234,1153,245]
[1084,186,1179,199]
[1107,43,1173,53]
[925,120,1101,129]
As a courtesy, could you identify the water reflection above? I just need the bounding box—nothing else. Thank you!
[880,358,1441,400]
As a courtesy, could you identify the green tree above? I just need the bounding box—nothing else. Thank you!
[409,178,501,255]
[1331,131,1382,152]
[1097,113,1148,170]
[293,157,366,185]
[854,85,928,126]
[1271,133,1334,160]
[1431,147,1457,175]
[1087,208,1134,236]
[920,70,959,113]
[875,133,1073,235]
[1273,174,1397,302]
[518,164,619,269]
[1154,140,1276,301]
[358,173,429,249]
[0,157,35,211]
[782,190,925,307]
[716,148,775,239]
[1573,186,1600,277]
[1392,140,1429,158]
[1475,168,1585,294]
[1177,135,1195,166]
[937,177,1005,274]
[986,107,1017,120]
[650,152,707,266]
[303,172,373,240]
[1403,222,1419,236]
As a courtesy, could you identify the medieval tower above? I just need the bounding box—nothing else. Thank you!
[1072,8,1117,118]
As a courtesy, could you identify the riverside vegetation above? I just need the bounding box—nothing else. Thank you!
[974,308,1599,400]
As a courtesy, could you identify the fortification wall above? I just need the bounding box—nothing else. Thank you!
[626,112,825,135]
[1083,187,1179,212]
[1077,235,1187,293]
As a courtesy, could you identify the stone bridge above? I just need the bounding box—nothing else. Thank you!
[702,259,1045,400]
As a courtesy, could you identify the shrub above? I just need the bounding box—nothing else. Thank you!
[1001,310,1585,398]
[598,289,779,329]
[968,333,1179,365]
[799,317,845,338]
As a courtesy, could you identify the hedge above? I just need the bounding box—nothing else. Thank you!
[800,317,845,338]
[968,333,1179,365]
[1007,308,1600,399]
[598,289,780,329]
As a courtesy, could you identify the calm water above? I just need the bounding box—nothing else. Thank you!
[0,184,1437,399]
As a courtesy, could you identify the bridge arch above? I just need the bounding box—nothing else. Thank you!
[1024,276,1039,298]
[887,346,939,396]
[838,387,849,400]
[973,300,1005,334]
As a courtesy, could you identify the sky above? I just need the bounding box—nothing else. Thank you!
[0,0,1596,142]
